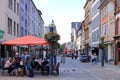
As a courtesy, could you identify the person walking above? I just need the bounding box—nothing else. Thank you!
[21,51,26,76]
[24,50,31,77]
[90,53,94,64]
[93,53,98,64]
[74,53,77,59]
[72,53,74,59]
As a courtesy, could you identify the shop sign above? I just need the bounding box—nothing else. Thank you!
[0,29,4,39]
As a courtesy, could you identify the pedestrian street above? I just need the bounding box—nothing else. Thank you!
[0,56,120,80]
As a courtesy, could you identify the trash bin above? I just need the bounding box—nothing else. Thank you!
[61,55,65,63]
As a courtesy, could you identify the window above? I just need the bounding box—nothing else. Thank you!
[21,27,23,36]
[14,0,16,13]
[91,15,99,30]
[92,30,99,42]
[28,17,30,26]
[14,22,16,36]
[25,4,27,11]
[8,18,12,34]
[25,30,27,35]
[50,27,54,32]
[25,19,27,27]
[17,24,19,37]
[8,0,12,9]
[17,3,19,15]
[102,23,107,35]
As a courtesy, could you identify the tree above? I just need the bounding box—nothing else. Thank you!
[44,32,60,75]
[60,43,66,52]
[45,32,60,50]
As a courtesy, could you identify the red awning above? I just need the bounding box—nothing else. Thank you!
[1,36,49,46]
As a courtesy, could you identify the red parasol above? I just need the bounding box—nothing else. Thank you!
[1,36,49,46]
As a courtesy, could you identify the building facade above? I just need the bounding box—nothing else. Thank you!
[83,0,91,55]
[90,0,100,58]
[81,20,85,49]
[0,0,44,58]
[71,22,81,53]
[99,0,115,62]
[76,23,82,55]
[0,0,20,41]
[114,0,120,65]
[20,0,44,38]
[0,0,20,58]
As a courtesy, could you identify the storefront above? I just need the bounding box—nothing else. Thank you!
[113,35,120,65]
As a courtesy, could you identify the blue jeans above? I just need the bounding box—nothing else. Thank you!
[94,59,97,64]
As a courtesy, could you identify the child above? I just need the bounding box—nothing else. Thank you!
[93,53,97,64]
[90,54,94,63]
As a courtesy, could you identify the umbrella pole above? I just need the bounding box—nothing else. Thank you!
[28,45,30,55]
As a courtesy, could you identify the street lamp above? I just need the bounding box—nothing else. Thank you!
[100,36,105,67]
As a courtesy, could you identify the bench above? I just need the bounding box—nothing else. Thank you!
[41,64,49,75]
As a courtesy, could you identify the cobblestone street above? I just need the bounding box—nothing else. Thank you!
[0,56,120,80]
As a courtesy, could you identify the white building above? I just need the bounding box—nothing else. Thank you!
[90,0,100,57]
[76,24,82,55]
[0,0,20,41]
[0,0,20,64]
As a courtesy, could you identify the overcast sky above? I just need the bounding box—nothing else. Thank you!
[33,0,86,44]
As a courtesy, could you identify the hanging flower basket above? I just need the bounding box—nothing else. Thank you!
[84,44,91,50]
[98,43,107,49]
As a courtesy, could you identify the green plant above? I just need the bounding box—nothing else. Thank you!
[98,43,107,49]
[60,43,66,51]
[85,44,91,49]
[44,32,60,49]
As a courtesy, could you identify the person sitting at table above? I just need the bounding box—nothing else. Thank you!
[42,58,49,65]
[4,57,14,75]
[34,57,42,71]
[41,58,49,75]
[14,52,22,77]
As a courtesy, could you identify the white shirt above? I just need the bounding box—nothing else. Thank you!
[4,60,12,68]
[91,54,94,59]
[43,51,46,58]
